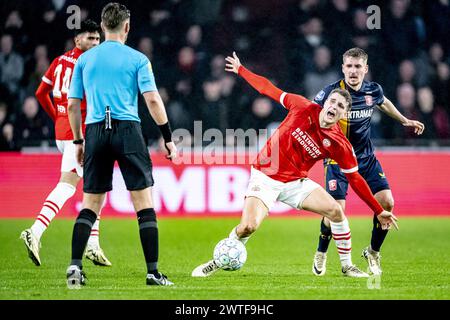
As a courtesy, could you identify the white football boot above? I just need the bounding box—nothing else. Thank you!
[342,264,370,278]
[312,251,327,276]
[191,260,221,277]
[85,245,112,266]
[362,247,382,275]
[20,229,41,266]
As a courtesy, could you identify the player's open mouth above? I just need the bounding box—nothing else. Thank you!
[327,110,336,118]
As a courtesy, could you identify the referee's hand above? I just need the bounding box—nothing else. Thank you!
[75,144,85,167]
[165,141,177,161]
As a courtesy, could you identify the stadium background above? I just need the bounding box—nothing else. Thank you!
[0,0,449,218]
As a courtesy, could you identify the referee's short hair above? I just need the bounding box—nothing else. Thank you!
[101,2,131,32]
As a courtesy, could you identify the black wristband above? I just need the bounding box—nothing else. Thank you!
[158,122,172,143]
[73,139,84,145]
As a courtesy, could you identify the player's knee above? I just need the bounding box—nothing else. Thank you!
[327,202,345,223]
[381,197,394,212]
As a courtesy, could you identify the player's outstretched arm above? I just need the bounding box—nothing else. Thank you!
[35,81,57,122]
[225,51,284,103]
[345,171,399,230]
[378,96,425,135]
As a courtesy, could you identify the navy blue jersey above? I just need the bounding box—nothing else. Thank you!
[314,79,384,158]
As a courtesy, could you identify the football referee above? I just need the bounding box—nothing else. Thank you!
[66,2,177,288]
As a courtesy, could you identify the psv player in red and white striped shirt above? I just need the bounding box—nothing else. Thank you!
[20,20,111,267]
[192,52,398,278]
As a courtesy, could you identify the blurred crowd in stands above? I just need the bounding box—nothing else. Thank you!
[0,0,449,151]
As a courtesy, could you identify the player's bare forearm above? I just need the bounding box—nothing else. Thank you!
[143,91,169,126]
[378,96,408,124]
[68,98,83,140]
[379,96,424,134]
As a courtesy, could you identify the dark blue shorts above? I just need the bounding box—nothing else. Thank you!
[324,155,390,200]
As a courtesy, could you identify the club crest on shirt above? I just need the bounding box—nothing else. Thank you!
[315,90,325,102]
[365,95,373,106]
[328,179,337,191]
[322,138,331,147]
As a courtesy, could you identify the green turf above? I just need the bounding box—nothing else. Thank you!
[0,217,449,300]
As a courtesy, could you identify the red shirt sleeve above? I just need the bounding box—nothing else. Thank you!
[42,58,58,86]
[238,66,284,103]
[331,137,358,174]
[35,81,56,121]
[36,58,58,121]
[331,135,383,215]
[237,66,313,111]
[281,93,314,111]
[345,172,384,215]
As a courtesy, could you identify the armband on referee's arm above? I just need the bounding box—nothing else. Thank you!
[158,122,173,143]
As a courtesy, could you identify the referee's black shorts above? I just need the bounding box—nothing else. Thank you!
[83,120,154,193]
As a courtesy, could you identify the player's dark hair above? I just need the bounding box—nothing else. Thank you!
[330,88,352,109]
[343,47,368,64]
[74,19,101,36]
[101,2,131,32]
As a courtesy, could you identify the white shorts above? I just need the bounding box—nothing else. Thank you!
[56,140,83,177]
[245,167,321,211]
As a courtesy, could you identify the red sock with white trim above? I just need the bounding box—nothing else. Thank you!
[87,214,101,248]
[330,219,353,268]
[30,182,76,240]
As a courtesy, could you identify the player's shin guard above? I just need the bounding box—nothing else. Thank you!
[71,209,97,267]
[137,208,159,276]
[330,218,352,267]
[371,214,389,252]
[31,182,76,240]
[317,218,332,253]
[228,226,250,245]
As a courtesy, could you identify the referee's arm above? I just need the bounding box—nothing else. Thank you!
[68,58,85,166]
[68,98,83,140]
[143,91,177,160]
[143,91,168,126]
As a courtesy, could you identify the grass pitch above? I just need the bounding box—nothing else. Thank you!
[0,217,449,300]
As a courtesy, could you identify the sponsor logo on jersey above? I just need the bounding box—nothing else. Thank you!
[291,128,322,159]
[251,185,261,192]
[322,138,331,147]
[378,172,385,178]
[328,179,337,191]
[347,108,374,119]
[57,104,66,114]
[365,95,373,106]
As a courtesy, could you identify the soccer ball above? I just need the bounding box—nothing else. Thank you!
[213,238,247,271]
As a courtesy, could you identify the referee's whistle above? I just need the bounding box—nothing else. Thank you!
[105,106,112,130]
